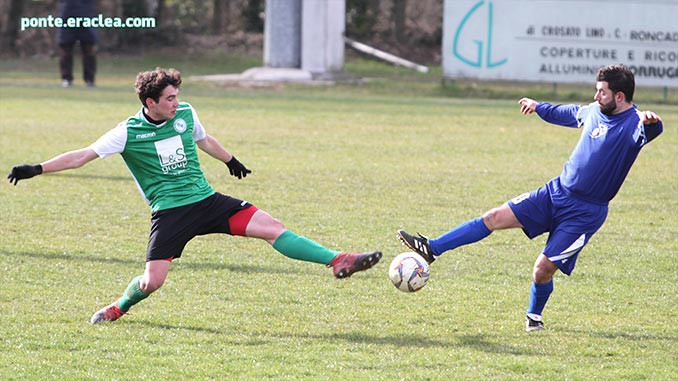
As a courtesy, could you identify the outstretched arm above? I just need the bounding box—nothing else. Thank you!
[8,148,98,185]
[196,134,251,179]
[41,148,99,173]
[519,97,580,128]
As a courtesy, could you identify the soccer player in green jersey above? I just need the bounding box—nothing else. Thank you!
[8,67,382,324]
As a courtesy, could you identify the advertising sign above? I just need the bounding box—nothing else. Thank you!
[442,0,678,87]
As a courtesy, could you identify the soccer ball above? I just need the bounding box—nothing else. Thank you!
[389,252,430,292]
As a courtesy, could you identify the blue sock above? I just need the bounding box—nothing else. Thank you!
[429,217,491,255]
[527,280,554,318]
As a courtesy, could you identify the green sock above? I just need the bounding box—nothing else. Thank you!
[272,230,339,265]
[117,275,149,312]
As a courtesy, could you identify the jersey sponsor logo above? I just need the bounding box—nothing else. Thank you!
[589,123,608,139]
[135,132,157,139]
[155,135,187,174]
[173,118,187,134]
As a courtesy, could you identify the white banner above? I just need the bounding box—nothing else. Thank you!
[442,0,678,87]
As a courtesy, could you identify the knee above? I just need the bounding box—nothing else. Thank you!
[256,210,286,231]
[249,210,286,238]
[482,204,521,231]
[532,268,551,284]
[269,216,285,231]
[481,207,502,231]
[532,256,557,283]
[139,276,164,294]
[263,216,286,241]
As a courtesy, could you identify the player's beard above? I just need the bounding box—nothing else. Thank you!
[599,98,617,116]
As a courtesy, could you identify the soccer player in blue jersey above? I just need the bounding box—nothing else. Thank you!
[398,64,663,332]
[8,67,382,324]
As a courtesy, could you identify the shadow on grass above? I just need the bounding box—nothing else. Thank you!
[113,319,540,355]
[3,249,301,276]
[560,327,677,343]
[455,334,533,355]
[323,332,535,355]
[127,320,225,335]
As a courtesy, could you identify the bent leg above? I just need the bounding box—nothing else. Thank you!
[526,254,558,321]
[532,253,558,284]
[117,259,171,312]
[140,259,172,294]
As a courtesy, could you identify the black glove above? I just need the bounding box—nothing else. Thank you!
[225,156,251,179]
[8,164,43,185]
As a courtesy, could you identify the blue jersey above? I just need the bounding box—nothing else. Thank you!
[536,102,663,204]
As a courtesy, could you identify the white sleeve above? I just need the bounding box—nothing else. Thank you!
[192,107,207,142]
[89,122,128,158]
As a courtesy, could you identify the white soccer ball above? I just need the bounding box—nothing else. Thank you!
[389,252,430,292]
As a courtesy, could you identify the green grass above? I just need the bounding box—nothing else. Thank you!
[1,53,676,380]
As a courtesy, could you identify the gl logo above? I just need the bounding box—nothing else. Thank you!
[453,0,507,68]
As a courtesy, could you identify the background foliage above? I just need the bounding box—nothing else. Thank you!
[1,0,442,62]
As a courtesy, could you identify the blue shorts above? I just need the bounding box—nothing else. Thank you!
[507,178,608,275]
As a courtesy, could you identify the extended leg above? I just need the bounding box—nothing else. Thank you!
[399,203,521,263]
[242,209,381,278]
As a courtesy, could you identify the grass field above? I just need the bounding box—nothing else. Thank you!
[1,53,676,380]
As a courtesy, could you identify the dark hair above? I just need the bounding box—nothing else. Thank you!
[135,67,182,107]
[596,64,635,102]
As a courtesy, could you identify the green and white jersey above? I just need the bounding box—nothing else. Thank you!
[90,102,214,212]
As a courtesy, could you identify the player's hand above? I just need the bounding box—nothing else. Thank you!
[519,98,538,115]
[637,110,662,125]
[225,156,251,179]
[7,164,43,185]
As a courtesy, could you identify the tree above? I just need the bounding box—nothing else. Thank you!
[392,0,407,44]
[243,0,263,32]
[1,0,25,53]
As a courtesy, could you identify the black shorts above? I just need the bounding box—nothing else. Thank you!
[146,192,254,261]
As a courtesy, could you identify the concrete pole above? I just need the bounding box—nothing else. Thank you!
[301,0,345,75]
[263,0,301,68]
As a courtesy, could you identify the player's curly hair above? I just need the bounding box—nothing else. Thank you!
[596,64,635,103]
[135,67,182,107]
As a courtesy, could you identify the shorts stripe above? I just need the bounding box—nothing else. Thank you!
[549,233,586,262]
[228,205,258,236]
